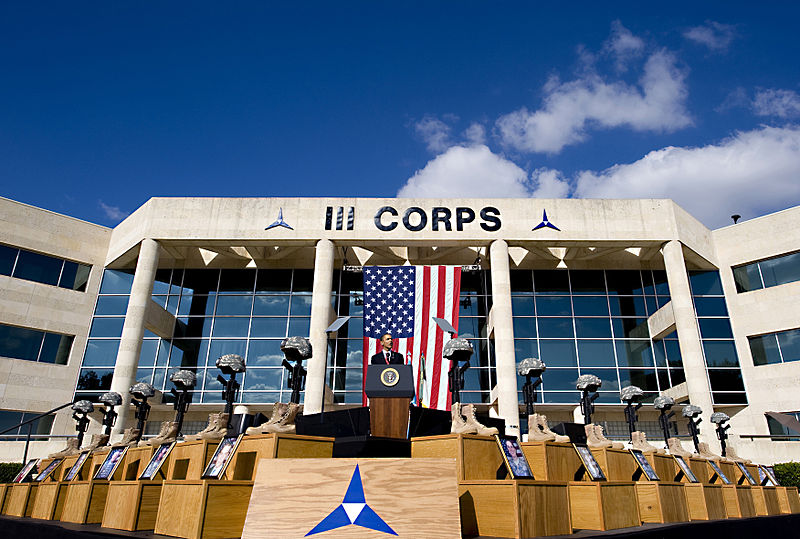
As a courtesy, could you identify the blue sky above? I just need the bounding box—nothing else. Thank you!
[2,2,799,228]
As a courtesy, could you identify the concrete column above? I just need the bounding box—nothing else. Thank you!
[109,239,161,436]
[304,239,335,415]
[662,240,718,450]
[489,239,521,436]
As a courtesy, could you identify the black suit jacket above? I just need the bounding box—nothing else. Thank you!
[370,350,405,365]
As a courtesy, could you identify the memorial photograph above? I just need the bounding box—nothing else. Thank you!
[94,446,127,480]
[139,441,175,480]
[63,451,90,481]
[574,444,606,481]
[736,461,757,485]
[34,457,63,482]
[201,435,241,479]
[708,460,731,484]
[762,465,780,486]
[12,459,39,483]
[630,449,660,481]
[674,455,699,483]
[495,435,534,479]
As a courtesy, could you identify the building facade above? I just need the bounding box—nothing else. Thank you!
[1,195,800,463]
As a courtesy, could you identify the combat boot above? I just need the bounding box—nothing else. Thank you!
[48,438,80,458]
[537,414,570,443]
[84,433,110,452]
[450,402,473,434]
[199,413,229,440]
[266,403,301,434]
[461,404,498,437]
[246,403,288,435]
[185,413,218,441]
[631,431,664,454]
[527,414,555,442]
[666,437,692,458]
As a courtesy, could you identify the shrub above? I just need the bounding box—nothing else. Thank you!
[0,462,25,483]
[773,462,800,488]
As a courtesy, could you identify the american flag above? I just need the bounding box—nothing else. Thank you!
[362,265,461,410]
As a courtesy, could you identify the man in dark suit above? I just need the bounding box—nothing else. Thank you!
[370,332,404,365]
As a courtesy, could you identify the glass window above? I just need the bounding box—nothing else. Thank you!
[615,340,653,368]
[0,324,43,361]
[606,271,644,295]
[84,339,121,367]
[514,339,539,362]
[39,333,72,364]
[542,368,579,391]
[533,270,570,294]
[689,271,723,295]
[652,341,667,367]
[535,296,571,316]
[219,269,256,293]
[215,295,253,316]
[77,368,114,390]
[256,269,293,294]
[702,341,740,367]
[767,413,800,441]
[538,339,577,367]
[575,318,612,338]
[59,261,90,291]
[169,339,208,369]
[178,295,215,317]
[207,340,247,367]
[608,296,648,317]
[708,369,746,392]
[136,339,159,367]
[152,269,172,295]
[733,264,762,293]
[512,318,536,339]
[14,250,62,286]
[511,296,535,316]
[0,245,17,275]
[460,296,485,317]
[664,339,683,367]
[749,334,781,366]
[580,368,619,390]
[247,340,284,367]
[777,330,800,362]
[99,269,135,294]
[288,317,310,336]
[250,318,287,338]
[181,269,220,295]
[570,270,606,294]
[760,252,800,288]
[713,392,747,404]
[135,368,153,385]
[175,317,213,338]
[693,297,729,317]
[670,367,686,385]
[698,318,734,339]
[243,368,282,391]
[572,296,609,317]
[652,271,670,296]
[290,295,313,316]
[577,340,616,367]
[537,317,574,338]
[95,295,130,315]
[611,318,649,339]
[212,317,250,338]
[89,317,125,338]
[618,369,657,391]
[509,270,533,293]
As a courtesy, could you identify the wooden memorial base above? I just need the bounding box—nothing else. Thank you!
[520,441,583,481]
[567,482,639,531]
[689,457,710,483]
[719,484,756,518]
[29,453,79,520]
[459,480,571,538]
[644,453,677,481]
[776,486,800,513]
[682,483,726,520]
[0,484,7,512]
[164,440,219,481]
[155,479,253,539]
[101,446,163,532]
[752,485,782,516]
[2,483,37,517]
[154,434,334,539]
[589,447,637,481]
[59,446,132,524]
[412,433,504,481]
[634,482,688,524]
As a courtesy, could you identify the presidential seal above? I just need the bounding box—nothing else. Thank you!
[380,367,399,387]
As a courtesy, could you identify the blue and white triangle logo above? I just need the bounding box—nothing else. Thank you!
[306,465,397,536]
[532,209,560,231]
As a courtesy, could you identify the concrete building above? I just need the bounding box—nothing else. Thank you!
[1,195,800,463]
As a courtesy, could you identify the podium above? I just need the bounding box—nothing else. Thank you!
[366,364,414,438]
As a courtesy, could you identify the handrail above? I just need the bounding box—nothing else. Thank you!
[0,401,75,464]
[739,434,800,440]
[0,401,73,435]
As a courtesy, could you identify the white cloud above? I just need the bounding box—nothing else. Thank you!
[753,88,800,119]
[414,116,454,153]
[496,50,690,154]
[531,168,570,198]
[683,21,736,52]
[98,201,130,222]
[603,20,645,71]
[573,125,800,228]
[464,123,486,145]
[397,145,531,198]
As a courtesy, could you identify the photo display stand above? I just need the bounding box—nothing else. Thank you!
[629,449,659,481]
[101,443,176,532]
[30,453,83,521]
[626,450,691,524]
[672,454,727,521]
[495,435,534,479]
[705,459,757,519]
[60,447,130,525]
[64,452,91,481]
[2,459,40,517]
[154,431,336,539]
[735,461,757,485]
[734,462,781,516]
[673,455,699,483]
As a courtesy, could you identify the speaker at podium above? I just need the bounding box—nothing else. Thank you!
[365,364,414,439]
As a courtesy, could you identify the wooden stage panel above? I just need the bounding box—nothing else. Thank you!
[520,441,583,481]
[242,458,461,539]
[568,481,639,531]
[3,484,36,517]
[412,434,502,481]
[590,447,637,481]
[634,482,688,524]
